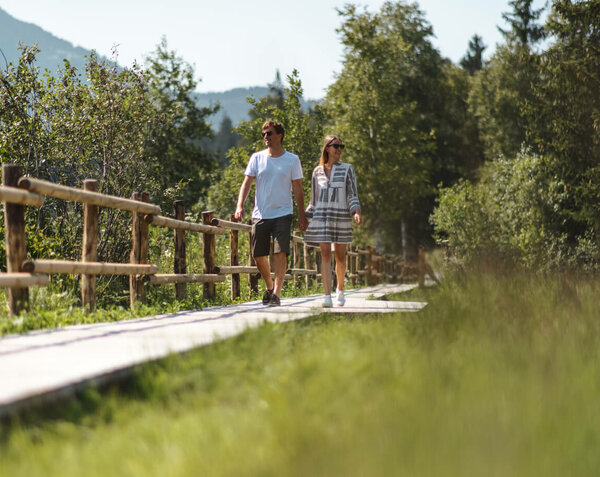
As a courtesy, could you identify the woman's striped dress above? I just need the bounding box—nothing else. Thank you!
[304,161,360,244]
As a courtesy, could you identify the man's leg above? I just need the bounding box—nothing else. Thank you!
[255,255,273,291]
[251,218,275,300]
[272,252,287,297]
[270,214,293,299]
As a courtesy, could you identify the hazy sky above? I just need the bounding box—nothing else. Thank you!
[1,0,548,99]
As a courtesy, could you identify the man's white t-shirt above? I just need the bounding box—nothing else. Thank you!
[244,149,303,220]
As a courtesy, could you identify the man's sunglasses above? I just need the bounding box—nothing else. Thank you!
[262,130,274,137]
[328,144,345,150]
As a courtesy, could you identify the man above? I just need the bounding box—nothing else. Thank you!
[234,120,308,306]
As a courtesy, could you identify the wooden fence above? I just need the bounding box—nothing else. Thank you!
[0,164,434,315]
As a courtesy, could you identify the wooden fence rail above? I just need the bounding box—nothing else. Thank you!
[0,164,434,316]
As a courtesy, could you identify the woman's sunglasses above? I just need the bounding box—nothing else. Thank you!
[328,144,345,150]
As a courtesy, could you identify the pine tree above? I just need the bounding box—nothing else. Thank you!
[460,34,486,74]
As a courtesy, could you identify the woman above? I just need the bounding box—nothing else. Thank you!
[304,135,361,307]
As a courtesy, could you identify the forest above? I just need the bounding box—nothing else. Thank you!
[1,0,600,282]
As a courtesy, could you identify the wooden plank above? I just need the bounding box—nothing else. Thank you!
[22,260,158,275]
[288,268,319,276]
[215,266,259,274]
[18,177,160,215]
[211,217,252,232]
[148,274,226,285]
[3,165,29,315]
[0,186,44,207]
[146,214,225,234]
[0,273,49,288]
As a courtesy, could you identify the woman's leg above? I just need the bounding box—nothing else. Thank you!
[319,243,332,295]
[333,243,347,291]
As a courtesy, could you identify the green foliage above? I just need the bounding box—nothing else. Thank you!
[0,41,217,284]
[459,34,486,74]
[143,37,219,204]
[208,70,323,221]
[324,1,484,255]
[468,42,540,161]
[449,0,600,270]
[468,0,546,160]
[499,0,547,46]
[432,151,600,269]
[522,0,600,248]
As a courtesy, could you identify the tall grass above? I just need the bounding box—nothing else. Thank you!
[2,267,600,476]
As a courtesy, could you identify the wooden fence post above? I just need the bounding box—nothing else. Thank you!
[303,242,311,288]
[293,235,301,288]
[247,220,259,295]
[367,247,375,286]
[229,214,240,300]
[202,211,216,299]
[174,200,186,300]
[81,179,98,311]
[130,192,150,308]
[418,246,425,288]
[2,164,28,315]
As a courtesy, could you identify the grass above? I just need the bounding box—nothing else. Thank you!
[2,267,600,476]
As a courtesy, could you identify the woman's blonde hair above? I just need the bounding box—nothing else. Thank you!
[319,135,342,166]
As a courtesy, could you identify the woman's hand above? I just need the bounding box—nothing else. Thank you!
[354,211,362,225]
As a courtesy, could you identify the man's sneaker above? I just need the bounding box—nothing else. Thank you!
[268,294,281,307]
[322,295,333,308]
[262,289,273,305]
[335,289,345,307]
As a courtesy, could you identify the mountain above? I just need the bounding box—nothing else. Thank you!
[0,7,317,130]
[0,7,95,75]
[194,87,269,129]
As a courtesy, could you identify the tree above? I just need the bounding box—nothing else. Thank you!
[499,0,546,46]
[522,0,600,252]
[209,114,241,167]
[460,34,486,75]
[0,41,218,282]
[468,0,546,160]
[324,1,481,257]
[144,37,219,205]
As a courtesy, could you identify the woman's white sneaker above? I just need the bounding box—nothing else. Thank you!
[335,289,345,307]
[322,295,333,308]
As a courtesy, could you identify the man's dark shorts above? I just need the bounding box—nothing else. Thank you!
[251,214,293,258]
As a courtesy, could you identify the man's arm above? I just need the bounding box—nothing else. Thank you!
[292,179,308,231]
[234,175,254,221]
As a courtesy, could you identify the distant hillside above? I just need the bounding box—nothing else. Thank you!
[0,7,97,75]
[196,88,320,130]
[0,7,317,131]
[195,87,270,129]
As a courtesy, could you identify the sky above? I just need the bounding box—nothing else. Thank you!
[0,0,548,99]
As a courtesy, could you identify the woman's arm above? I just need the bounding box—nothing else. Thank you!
[305,169,318,220]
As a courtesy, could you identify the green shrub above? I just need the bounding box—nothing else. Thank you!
[431,151,600,269]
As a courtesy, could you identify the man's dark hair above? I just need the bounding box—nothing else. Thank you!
[262,120,285,140]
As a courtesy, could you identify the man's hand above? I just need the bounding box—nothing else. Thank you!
[354,211,362,226]
[297,213,309,232]
[235,175,254,222]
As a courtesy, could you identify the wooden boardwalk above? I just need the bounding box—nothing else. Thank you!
[0,284,426,416]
